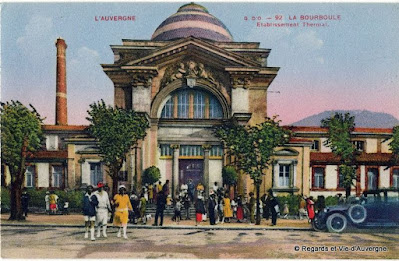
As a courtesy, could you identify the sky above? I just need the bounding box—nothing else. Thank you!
[1,2,399,125]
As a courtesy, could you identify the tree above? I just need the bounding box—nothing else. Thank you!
[1,101,44,220]
[86,100,149,195]
[214,116,290,225]
[142,166,161,185]
[321,112,356,198]
[389,126,399,162]
[222,165,238,195]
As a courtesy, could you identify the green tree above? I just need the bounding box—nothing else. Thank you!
[389,126,399,162]
[214,116,290,225]
[1,101,44,220]
[222,165,238,194]
[321,112,356,198]
[86,100,149,195]
[142,166,161,185]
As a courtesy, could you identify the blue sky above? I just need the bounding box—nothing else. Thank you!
[1,2,399,125]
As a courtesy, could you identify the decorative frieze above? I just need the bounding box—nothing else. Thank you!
[161,60,221,88]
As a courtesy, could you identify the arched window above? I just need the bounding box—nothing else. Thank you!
[161,89,223,119]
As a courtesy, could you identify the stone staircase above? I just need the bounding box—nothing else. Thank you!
[145,204,196,218]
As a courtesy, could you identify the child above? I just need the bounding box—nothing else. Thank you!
[83,185,99,241]
[174,198,182,224]
[139,193,147,224]
[148,183,154,204]
[282,202,289,219]
[49,191,59,215]
[45,191,50,214]
[166,195,172,209]
[231,198,237,219]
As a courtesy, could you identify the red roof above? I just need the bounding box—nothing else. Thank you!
[285,126,393,134]
[29,150,68,159]
[310,152,393,164]
[42,125,88,131]
[289,138,312,143]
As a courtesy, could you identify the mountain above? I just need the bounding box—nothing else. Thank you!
[291,110,399,128]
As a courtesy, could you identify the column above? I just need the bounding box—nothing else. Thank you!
[128,147,135,191]
[171,144,180,198]
[202,144,211,198]
[135,141,142,193]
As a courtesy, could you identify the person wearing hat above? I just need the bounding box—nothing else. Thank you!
[113,185,133,239]
[195,195,206,226]
[222,193,233,224]
[49,191,59,215]
[83,185,99,241]
[153,190,167,226]
[208,193,217,225]
[94,182,111,238]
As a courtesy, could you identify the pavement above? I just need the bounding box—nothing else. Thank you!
[1,213,312,231]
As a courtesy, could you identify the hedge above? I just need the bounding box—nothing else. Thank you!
[1,188,85,211]
[275,195,339,215]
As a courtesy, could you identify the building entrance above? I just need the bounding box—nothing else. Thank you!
[179,159,204,187]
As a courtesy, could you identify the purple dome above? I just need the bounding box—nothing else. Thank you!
[151,3,233,42]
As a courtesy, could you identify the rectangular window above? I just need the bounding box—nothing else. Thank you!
[210,146,223,157]
[160,144,172,157]
[392,168,399,189]
[90,163,102,186]
[279,165,290,187]
[352,141,365,152]
[177,91,189,118]
[25,166,35,188]
[193,92,205,119]
[313,167,324,188]
[367,168,379,190]
[46,135,58,151]
[179,145,203,157]
[311,140,320,151]
[52,166,63,188]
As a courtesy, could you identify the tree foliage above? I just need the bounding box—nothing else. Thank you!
[214,116,290,224]
[142,166,161,185]
[1,100,44,220]
[86,100,149,195]
[222,166,238,186]
[389,126,399,162]
[321,112,356,197]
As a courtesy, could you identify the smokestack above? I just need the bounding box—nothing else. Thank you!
[55,38,67,125]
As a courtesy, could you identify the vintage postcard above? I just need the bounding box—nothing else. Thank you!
[1,1,399,259]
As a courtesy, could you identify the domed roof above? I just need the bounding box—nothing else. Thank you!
[151,3,233,42]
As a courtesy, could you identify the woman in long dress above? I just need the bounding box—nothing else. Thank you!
[113,185,133,239]
[236,195,244,222]
[222,193,233,223]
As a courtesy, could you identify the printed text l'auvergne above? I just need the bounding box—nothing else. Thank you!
[95,16,136,21]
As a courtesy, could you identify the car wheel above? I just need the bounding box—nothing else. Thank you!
[326,213,348,233]
[348,204,367,224]
[312,215,327,232]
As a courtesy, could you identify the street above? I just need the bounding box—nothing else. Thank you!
[1,225,399,259]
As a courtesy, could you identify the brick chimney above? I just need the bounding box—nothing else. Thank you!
[55,38,67,125]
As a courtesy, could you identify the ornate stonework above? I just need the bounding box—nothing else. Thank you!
[160,60,221,88]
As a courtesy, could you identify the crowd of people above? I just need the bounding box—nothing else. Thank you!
[16,179,341,240]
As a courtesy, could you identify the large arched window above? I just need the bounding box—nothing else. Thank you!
[161,89,223,119]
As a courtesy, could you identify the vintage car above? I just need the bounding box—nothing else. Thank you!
[313,189,399,233]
